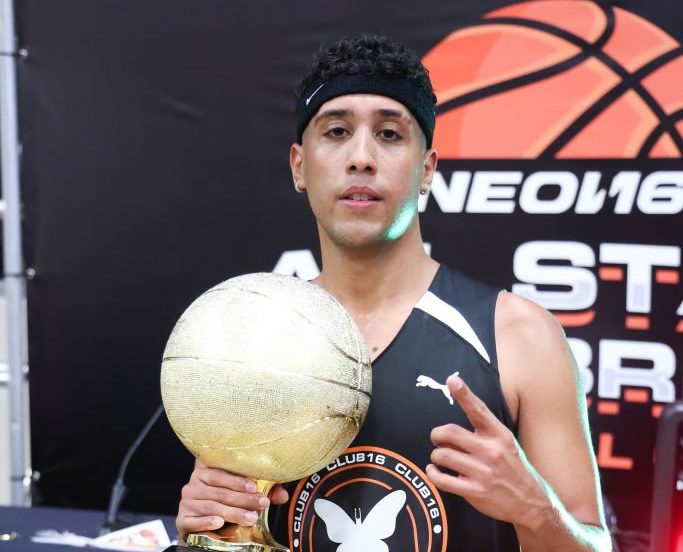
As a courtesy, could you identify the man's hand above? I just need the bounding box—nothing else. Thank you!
[426,373,549,529]
[176,458,289,543]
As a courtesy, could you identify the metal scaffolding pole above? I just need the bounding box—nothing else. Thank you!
[0,0,29,506]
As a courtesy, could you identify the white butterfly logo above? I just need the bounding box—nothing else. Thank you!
[313,490,407,552]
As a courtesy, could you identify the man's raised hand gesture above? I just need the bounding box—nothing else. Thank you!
[427,374,549,528]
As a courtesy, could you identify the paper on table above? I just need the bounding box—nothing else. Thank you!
[31,530,92,547]
[91,520,171,550]
[31,519,172,551]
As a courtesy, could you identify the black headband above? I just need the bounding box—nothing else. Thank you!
[295,73,435,147]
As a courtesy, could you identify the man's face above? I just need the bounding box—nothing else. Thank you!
[290,94,437,250]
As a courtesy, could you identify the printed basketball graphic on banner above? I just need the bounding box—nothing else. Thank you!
[288,446,448,551]
[423,0,683,158]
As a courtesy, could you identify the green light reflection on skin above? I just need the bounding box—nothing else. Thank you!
[383,197,418,241]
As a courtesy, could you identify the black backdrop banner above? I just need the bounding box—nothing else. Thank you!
[16,0,682,542]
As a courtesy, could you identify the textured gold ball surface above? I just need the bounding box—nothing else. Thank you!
[161,273,371,483]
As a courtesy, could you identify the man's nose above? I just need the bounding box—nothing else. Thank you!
[346,128,377,175]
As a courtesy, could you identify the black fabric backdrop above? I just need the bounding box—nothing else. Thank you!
[15,0,682,543]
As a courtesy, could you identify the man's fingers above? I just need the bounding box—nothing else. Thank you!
[447,374,500,433]
[184,481,285,509]
[270,485,289,505]
[177,514,224,545]
[196,467,257,493]
[178,514,225,535]
[182,499,260,526]
[197,486,269,510]
[425,463,478,497]
[430,447,485,479]
[430,423,480,452]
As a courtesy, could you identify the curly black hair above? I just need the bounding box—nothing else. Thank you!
[295,33,437,106]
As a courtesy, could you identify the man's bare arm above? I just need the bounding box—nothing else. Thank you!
[426,292,612,551]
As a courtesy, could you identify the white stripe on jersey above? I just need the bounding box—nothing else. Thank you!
[415,291,491,364]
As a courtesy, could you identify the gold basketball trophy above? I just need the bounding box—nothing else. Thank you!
[161,273,371,551]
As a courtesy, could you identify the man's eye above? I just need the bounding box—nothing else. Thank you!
[326,127,348,138]
[379,129,401,140]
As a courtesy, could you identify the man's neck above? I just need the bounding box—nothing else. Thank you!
[314,226,439,315]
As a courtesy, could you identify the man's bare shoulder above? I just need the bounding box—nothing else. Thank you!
[495,291,581,418]
[495,291,571,371]
[496,290,563,341]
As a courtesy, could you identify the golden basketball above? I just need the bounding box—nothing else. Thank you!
[160,272,371,484]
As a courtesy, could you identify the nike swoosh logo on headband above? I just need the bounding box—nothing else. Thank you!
[305,83,325,106]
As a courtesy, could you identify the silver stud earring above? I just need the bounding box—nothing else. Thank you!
[420,188,428,195]
[294,181,304,193]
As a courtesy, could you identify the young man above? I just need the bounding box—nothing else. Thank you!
[176,35,612,551]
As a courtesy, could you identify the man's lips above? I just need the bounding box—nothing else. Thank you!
[340,186,381,202]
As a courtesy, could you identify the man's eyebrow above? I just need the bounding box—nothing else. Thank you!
[374,108,408,120]
[313,109,349,125]
[312,107,411,125]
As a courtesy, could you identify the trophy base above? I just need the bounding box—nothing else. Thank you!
[168,523,289,551]
[165,536,288,552]
[165,542,288,551]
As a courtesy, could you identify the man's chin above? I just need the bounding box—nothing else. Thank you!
[325,227,391,252]
[318,216,406,250]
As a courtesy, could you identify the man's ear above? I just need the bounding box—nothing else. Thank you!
[422,147,438,192]
[290,143,305,192]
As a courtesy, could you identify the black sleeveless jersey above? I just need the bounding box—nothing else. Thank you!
[270,264,520,551]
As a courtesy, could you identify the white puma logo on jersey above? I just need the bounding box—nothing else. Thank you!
[314,490,406,551]
[415,372,458,405]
